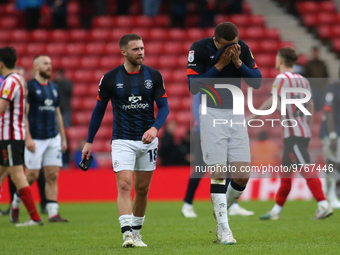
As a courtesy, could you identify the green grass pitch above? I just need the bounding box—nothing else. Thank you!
[0,201,339,255]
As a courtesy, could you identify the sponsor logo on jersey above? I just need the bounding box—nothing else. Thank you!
[188,50,194,63]
[116,83,124,89]
[39,99,55,111]
[3,89,10,96]
[145,79,153,89]
[122,94,150,110]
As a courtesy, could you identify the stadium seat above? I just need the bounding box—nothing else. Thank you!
[71,111,92,125]
[69,29,88,42]
[66,43,85,55]
[0,3,18,16]
[66,126,87,140]
[92,139,111,153]
[49,30,69,41]
[99,56,122,68]
[133,16,153,28]
[96,125,112,139]
[144,56,159,68]
[113,16,134,28]
[256,54,276,67]
[67,15,80,29]
[167,97,181,110]
[302,14,317,28]
[80,56,100,68]
[10,30,28,42]
[0,30,10,43]
[89,29,110,41]
[175,111,191,126]
[332,38,340,53]
[0,17,18,29]
[61,56,80,69]
[319,1,337,13]
[264,29,280,40]
[148,28,167,41]
[85,43,105,55]
[46,43,67,55]
[30,30,49,42]
[144,42,163,55]
[296,1,318,14]
[67,2,79,15]
[92,16,113,28]
[26,43,46,55]
[153,15,169,27]
[168,29,186,41]
[259,41,281,53]
[185,29,205,42]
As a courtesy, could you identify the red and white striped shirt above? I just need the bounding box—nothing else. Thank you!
[0,73,26,140]
[271,71,312,138]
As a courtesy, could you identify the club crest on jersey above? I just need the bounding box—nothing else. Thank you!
[144,79,153,89]
[36,90,42,95]
[188,50,194,63]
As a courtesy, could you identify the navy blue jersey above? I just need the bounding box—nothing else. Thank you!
[27,79,60,139]
[187,37,260,109]
[97,64,167,141]
[320,81,340,139]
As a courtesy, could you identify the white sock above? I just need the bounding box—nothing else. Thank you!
[46,202,59,218]
[119,214,132,230]
[183,202,193,209]
[317,200,329,209]
[132,214,145,236]
[12,193,21,209]
[211,193,228,224]
[271,204,283,215]
[226,182,245,210]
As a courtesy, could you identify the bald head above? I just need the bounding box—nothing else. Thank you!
[34,55,52,79]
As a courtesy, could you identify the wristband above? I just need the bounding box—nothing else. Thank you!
[329,132,337,140]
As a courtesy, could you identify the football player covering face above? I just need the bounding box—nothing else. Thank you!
[121,40,145,70]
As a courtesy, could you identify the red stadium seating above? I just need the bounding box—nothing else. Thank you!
[10,30,28,42]
[297,1,318,14]
[0,17,18,29]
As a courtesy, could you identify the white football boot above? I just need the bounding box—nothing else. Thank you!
[122,231,134,248]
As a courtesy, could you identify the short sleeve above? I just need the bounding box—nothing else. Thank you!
[152,70,167,100]
[0,77,19,101]
[187,41,210,76]
[271,75,286,97]
[97,75,111,103]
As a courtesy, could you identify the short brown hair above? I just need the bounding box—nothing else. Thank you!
[214,22,239,42]
[0,46,17,69]
[119,34,142,49]
[278,47,298,67]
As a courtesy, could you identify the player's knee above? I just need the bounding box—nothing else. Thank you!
[233,177,249,187]
[117,180,132,193]
[135,183,150,196]
[26,171,38,183]
[46,172,58,183]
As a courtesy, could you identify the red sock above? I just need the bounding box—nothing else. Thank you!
[18,186,41,222]
[275,178,292,207]
[305,178,326,202]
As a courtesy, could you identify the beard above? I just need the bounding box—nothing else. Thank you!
[39,70,51,79]
[126,54,144,66]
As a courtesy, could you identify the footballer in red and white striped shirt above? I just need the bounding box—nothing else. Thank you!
[0,72,26,140]
[272,71,312,139]
[0,46,42,226]
[249,47,332,220]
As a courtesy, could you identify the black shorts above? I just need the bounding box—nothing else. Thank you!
[0,140,25,166]
[281,136,310,166]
